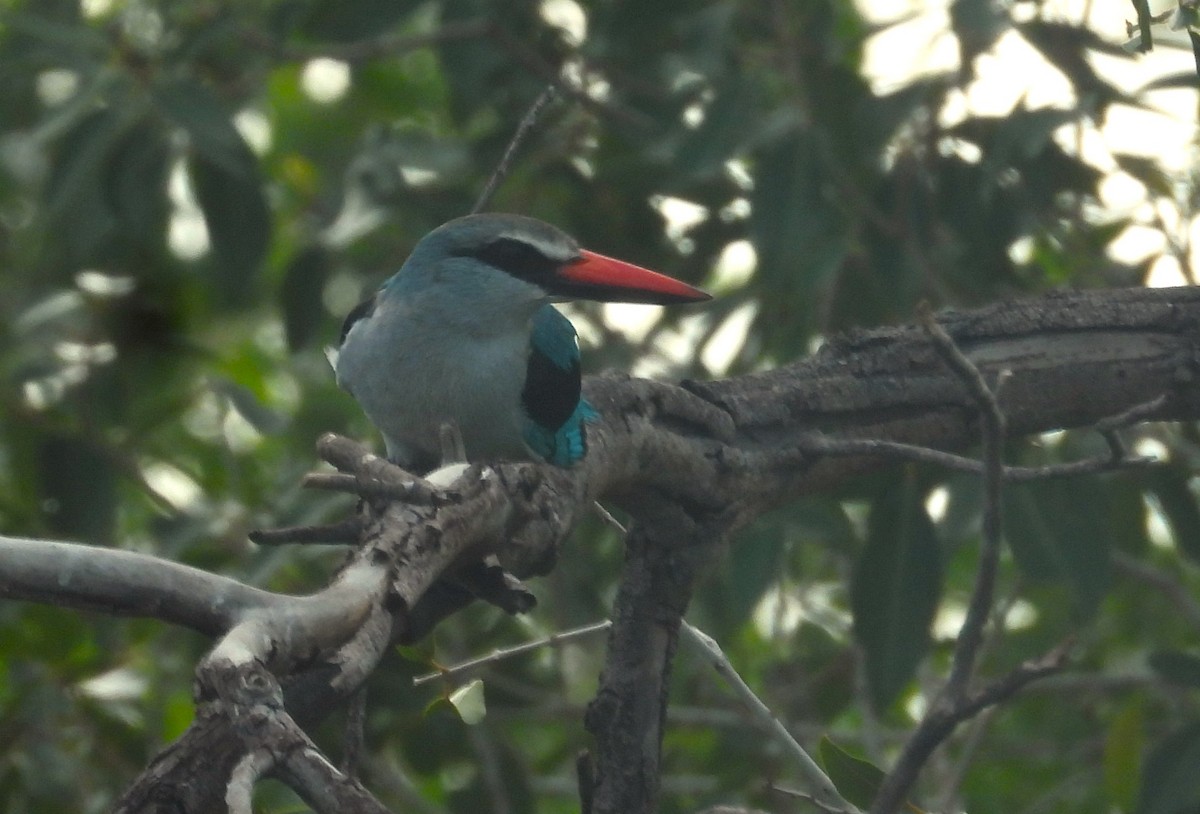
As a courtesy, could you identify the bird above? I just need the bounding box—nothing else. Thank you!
[330,213,710,472]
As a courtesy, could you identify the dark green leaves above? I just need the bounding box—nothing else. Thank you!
[852,472,943,711]
[819,736,885,809]
[280,247,331,351]
[1148,650,1200,688]
[750,131,849,350]
[36,434,117,544]
[1144,465,1200,564]
[1136,721,1200,814]
[1003,480,1112,616]
[188,155,270,304]
[158,78,271,302]
[155,78,258,178]
[107,119,171,243]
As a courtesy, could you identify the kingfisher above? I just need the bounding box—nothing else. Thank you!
[331,213,710,472]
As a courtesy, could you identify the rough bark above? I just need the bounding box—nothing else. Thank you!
[5,285,1200,812]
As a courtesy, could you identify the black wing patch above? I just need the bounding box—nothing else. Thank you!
[521,343,581,432]
[339,291,378,344]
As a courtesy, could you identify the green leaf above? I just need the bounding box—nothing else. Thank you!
[1144,465,1200,564]
[1105,699,1143,811]
[1003,480,1112,616]
[43,107,131,269]
[1139,71,1200,92]
[37,434,117,544]
[950,0,1010,65]
[674,76,760,179]
[280,247,330,351]
[750,131,850,349]
[210,377,288,435]
[447,679,486,725]
[1129,0,1152,52]
[819,735,885,809]
[851,471,943,710]
[189,154,271,303]
[106,119,171,242]
[1148,650,1200,688]
[299,0,417,42]
[1136,721,1200,814]
[156,78,256,177]
[1114,153,1176,199]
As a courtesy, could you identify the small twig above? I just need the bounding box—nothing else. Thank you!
[795,435,1158,481]
[1113,551,1200,632]
[248,517,363,546]
[917,303,1008,423]
[917,305,1007,697]
[592,502,628,535]
[472,85,558,213]
[1095,393,1169,432]
[871,642,1072,814]
[681,622,861,814]
[933,706,998,813]
[342,687,367,776]
[487,26,653,132]
[412,620,612,687]
[954,640,1074,720]
[869,306,1011,814]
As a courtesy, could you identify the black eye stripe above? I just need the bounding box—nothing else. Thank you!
[469,237,567,283]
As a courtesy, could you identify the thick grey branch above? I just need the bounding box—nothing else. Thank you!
[11,285,1200,812]
[0,535,271,636]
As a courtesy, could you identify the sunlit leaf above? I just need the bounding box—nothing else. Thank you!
[1114,154,1176,199]
[1105,698,1143,811]
[447,678,486,725]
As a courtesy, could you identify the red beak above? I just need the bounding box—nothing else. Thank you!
[551,249,711,305]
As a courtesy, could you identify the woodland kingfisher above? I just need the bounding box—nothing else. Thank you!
[331,213,710,472]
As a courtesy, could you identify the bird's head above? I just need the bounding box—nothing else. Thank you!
[391,213,710,307]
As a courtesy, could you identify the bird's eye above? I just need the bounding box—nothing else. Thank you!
[475,238,560,281]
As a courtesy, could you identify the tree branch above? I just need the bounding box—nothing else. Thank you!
[7,286,1200,810]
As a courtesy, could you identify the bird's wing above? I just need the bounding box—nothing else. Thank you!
[339,290,379,345]
[520,305,596,466]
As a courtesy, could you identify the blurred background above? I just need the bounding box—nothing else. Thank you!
[1,0,1199,812]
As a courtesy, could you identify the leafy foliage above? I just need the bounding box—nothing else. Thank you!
[0,1,1198,813]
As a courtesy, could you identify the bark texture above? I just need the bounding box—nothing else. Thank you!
[7,286,1200,812]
